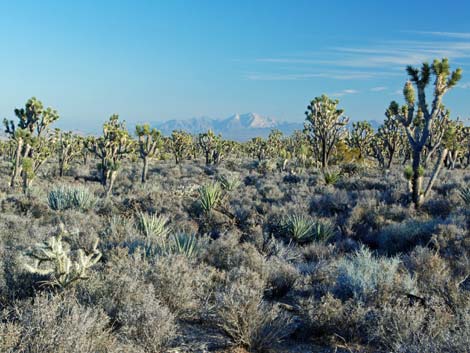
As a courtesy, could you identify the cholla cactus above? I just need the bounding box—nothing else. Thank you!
[23,225,101,288]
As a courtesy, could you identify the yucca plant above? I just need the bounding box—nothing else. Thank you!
[136,212,170,239]
[323,170,341,185]
[198,182,222,214]
[459,186,470,206]
[282,215,334,243]
[218,173,241,192]
[157,232,199,258]
[48,185,96,211]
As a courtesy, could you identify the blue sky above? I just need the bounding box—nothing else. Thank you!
[1,0,470,132]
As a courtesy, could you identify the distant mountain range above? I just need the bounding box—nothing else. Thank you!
[152,113,303,141]
[150,112,383,141]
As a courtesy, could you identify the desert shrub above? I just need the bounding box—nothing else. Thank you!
[202,233,266,276]
[265,257,300,298]
[334,247,415,302]
[135,212,170,239]
[149,255,215,318]
[282,214,335,244]
[213,267,293,351]
[116,288,176,352]
[422,198,454,218]
[376,219,439,254]
[48,185,96,211]
[8,293,117,353]
[310,189,353,217]
[368,297,468,353]
[303,293,369,343]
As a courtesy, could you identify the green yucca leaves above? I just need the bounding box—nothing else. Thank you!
[48,185,96,211]
[459,186,470,206]
[136,212,170,239]
[282,215,335,243]
[198,182,222,214]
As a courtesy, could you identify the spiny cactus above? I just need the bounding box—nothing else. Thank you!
[23,225,101,288]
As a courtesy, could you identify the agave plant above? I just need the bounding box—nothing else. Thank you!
[198,182,223,214]
[218,173,241,192]
[459,186,470,206]
[282,215,335,243]
[136,212,170,239]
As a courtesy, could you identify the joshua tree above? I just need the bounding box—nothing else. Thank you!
[54,129,82,177]
[3,97,59,190]
[304,95,349,169]
[169,130,193,164]
[348,121,374,160]
[88,115,134,197]
[372,111,404,169]
[136,124,164,183]
[387,58,462,207]
[198,129,222,165]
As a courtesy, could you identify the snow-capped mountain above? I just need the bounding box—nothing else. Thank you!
[153,113,302,141]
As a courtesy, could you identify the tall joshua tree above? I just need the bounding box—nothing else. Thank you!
[348,121,374,160]
[304,95,349,169]
[136,124,163,183]
[88,115,134,197]
[4,97,59,190]
[388,58,462,207]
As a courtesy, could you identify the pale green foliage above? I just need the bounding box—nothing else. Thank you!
[23,225,101,288]
[335,247,413,301]
[48,185,97,211]
[136,212,170,239]
[198,182,223,214]
[217,173,241,191]
[323,170,341,185]
[282,215,335,243]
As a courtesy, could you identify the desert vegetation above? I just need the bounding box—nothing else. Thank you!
[0,58,469,352]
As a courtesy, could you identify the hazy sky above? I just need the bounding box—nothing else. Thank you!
[1,0,470,132]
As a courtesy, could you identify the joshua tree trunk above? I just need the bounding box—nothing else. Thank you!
[411,149,423,207]
[141,157,149,183]
[105,171,117,198]
[10,138,23,187]
[423,148,448,200]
